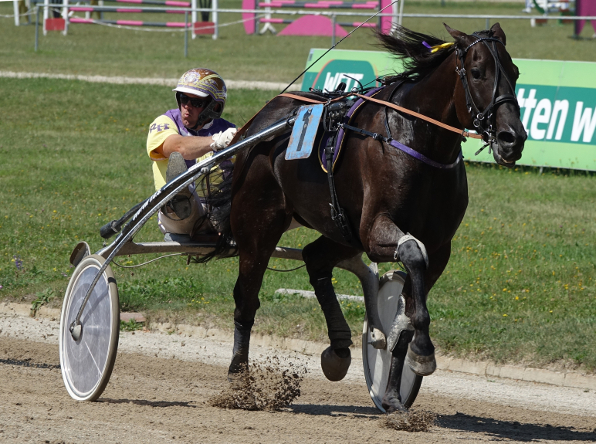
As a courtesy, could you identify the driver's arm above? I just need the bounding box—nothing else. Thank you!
[161,133,214,160]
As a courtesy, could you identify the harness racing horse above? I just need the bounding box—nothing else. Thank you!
[223,23,526,413]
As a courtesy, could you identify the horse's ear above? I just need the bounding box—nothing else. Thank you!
[444,23,468,44]
[490,22,507,45]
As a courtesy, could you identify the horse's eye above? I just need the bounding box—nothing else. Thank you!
[471,68,482,80]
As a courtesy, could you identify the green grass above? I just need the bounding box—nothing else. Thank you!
[1,1,595,85]
[1,77,594,371]
[430,164,596,369]
[1,1,595,370]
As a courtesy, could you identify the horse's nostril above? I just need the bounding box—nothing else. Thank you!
[497,131,516,145]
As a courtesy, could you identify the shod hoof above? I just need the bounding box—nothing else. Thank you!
[369,328,387,350]
[405,344,436,376]
[321,346,351,381]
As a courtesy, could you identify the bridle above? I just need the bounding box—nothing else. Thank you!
[454,34,519,153]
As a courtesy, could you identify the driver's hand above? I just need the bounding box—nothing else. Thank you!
[210,127,237,151]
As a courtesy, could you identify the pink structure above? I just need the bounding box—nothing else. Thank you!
[115,0,190,5]
[278,15,348,36]
[69,16,190,26]
[242,0,395,36]
[70,6,186,13]
[575,0,596,36]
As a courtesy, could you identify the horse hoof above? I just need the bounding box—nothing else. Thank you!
[383,400,408,413]
[382,393,408,414]
[320,346,351,381]
[369,328,387,350]
[405,344,436,376]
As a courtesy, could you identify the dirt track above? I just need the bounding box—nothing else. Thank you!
[1,313,595,443]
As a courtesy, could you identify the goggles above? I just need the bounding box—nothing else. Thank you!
[177,92,208,109]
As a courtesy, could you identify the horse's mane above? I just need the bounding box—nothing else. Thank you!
[377,26,493,82]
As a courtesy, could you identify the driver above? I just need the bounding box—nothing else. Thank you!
[146,68,237,243]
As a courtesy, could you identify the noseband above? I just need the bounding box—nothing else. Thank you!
[455,34,519,151]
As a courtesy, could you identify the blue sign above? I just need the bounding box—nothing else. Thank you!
[286,104,324,160]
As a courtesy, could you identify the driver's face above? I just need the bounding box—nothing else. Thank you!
[179,93,207,129]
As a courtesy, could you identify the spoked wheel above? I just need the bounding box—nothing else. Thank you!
[59,254,120,401]
[362,270,423,412]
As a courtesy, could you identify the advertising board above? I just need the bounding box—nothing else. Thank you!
[301,49,596,171]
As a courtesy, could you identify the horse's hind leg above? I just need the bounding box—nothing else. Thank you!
[302,236,359,381]
[227,168,290,380]
[229,229,288,378]
[228,248,271,377]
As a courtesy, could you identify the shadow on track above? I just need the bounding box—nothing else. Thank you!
[438,412,596,442]
[99,398,197,408]
[0,358,60,370]
[289,403,379,418]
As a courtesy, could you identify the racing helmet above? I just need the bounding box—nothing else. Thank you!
[173,68,227,128]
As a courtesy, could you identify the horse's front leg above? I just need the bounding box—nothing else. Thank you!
[396,233,436,377]
[384,242,451,412]
[302,236,360,382]
[366,214,436,373]
[366,215,447,410]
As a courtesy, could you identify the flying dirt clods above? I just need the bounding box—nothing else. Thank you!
[209,356,307,411]
[384,409,437,432]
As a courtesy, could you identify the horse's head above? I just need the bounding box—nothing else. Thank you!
[446,23,526,168]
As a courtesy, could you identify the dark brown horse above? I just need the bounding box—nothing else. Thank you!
[222,23,526,412]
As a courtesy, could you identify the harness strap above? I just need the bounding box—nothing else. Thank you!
[341,123,462,169]
[352,93,483,140]
[325,143,353,242]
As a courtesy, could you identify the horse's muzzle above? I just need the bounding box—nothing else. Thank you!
[493,127,527,167]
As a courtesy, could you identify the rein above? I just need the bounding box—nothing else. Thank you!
[280,92,483,140]
[352,93,482,140]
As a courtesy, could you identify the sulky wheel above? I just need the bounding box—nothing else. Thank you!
[59,254,120,401]
[362,270,423,412]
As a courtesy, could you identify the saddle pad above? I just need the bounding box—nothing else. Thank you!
[286,104,324,160]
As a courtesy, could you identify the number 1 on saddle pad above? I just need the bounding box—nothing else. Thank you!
[285,104,324,160]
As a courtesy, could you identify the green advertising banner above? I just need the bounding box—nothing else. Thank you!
[302,49,596,171]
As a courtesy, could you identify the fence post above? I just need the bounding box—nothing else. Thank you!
[191,0,196,39]
[13,0,20,26]
[35,5,40,51]
[331,13,336,46]
[43,0,49,35]
[260,0,275,34]
[184,10,188,57]
[212,0,217,40]
[62,0,69,35]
